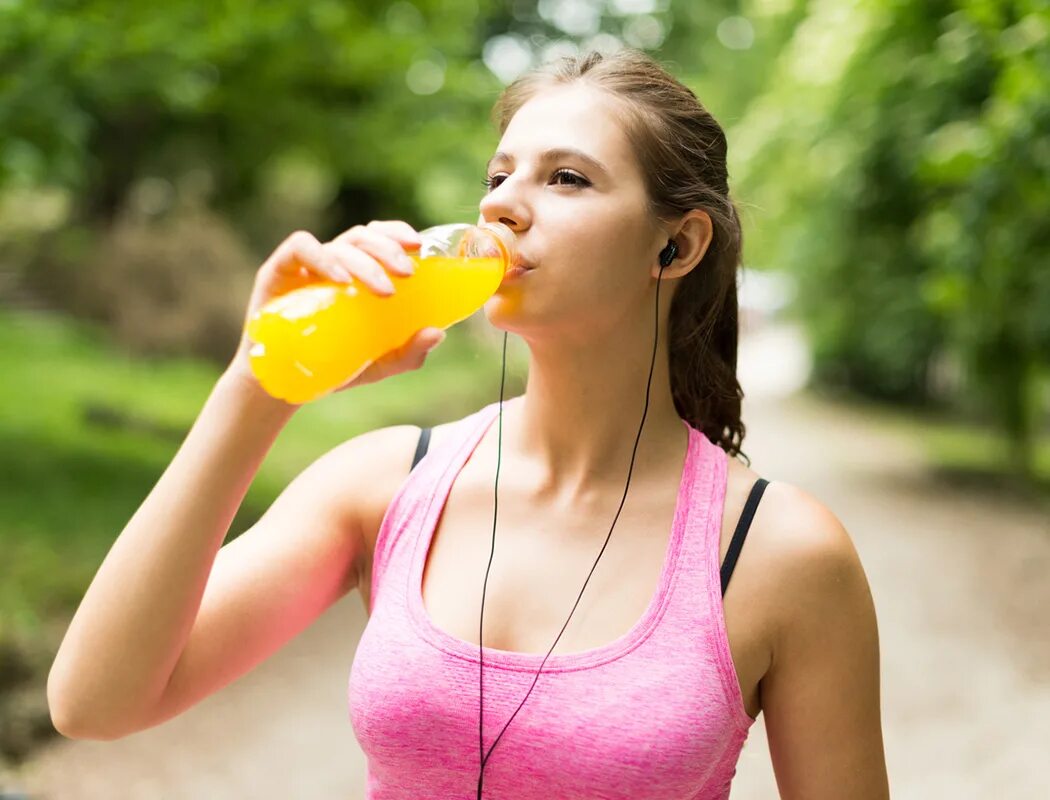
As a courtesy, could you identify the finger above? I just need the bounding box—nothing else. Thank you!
[325,241,396,296]
[378,328,444,372]
[269,230,347,283]
[375,327,444,369]
[343,227,417,277]
[365,220,423,250]
[411,327,446,352]
[398,327,446,364]
[342,327,445,389]
[335,221,422,252]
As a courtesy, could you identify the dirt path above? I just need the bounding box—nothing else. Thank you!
[7,323,1049,799]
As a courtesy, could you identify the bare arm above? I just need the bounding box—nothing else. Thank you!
[47,371,296,738]
[762,487,890,799]
[46,221,442,740]
[141,421,422,735]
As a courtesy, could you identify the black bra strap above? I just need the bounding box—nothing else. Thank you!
[411,426,432,471]
[411,425,761,595]
[720,477,769,597]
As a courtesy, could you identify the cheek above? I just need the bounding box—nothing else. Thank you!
[556,211,652,293]
[545,247,650,330]
[497,191,654,328]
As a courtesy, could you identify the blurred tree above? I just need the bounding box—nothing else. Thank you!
[0,0,803,236]
[733,0,1050,481]
[0,0,504,239]
[2,0,801,361]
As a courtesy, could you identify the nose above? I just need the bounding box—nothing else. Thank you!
[478,177,531,233]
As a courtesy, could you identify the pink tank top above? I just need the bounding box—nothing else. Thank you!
[348,400,756,799]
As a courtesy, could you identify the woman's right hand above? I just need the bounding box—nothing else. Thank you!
[226,220,448,402]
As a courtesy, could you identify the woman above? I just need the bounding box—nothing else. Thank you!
[49,49,889,798]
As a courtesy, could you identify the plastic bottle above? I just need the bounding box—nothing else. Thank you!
[245,222,517,404]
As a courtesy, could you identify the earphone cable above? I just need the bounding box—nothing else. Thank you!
[476,259,670,797]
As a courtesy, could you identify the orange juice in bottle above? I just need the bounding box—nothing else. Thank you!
[246,222,515,404]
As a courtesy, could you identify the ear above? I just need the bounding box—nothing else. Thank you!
[652,209,713,279]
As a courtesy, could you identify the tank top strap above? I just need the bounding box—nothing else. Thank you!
[659,427,727,618]
[648,429,758,731]
[369,402,504,613]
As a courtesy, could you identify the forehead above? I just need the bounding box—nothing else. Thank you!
[498,84,639,175]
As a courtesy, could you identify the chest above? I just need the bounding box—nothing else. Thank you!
[357,429,773,722]
[419,470,683,657]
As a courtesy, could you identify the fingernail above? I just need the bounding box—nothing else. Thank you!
[398,255,415,274]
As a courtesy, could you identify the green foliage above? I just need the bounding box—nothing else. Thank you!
[25,202,257,363]
[733,0,1050,478]
[0,0,789,235]
[0,0,504,231]
[1,0,784,368]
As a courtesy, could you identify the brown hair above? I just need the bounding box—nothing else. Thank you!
[491,48,748,462]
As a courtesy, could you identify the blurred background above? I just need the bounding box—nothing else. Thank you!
[1,0,1048,797]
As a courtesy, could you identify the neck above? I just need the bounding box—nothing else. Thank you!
[496,329,688,508]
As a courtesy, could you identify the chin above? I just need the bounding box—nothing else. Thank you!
[482,300,578,353]
[482,293,524,329]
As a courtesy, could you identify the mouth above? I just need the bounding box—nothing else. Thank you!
[501,256,534,281]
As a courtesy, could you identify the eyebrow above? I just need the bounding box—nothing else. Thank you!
[485,147,611,178]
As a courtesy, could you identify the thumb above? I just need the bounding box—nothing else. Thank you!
[422,327,446,352]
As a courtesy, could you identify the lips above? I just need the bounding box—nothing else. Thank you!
[501,260,532,283]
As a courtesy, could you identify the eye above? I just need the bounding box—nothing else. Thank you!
[482,169,591,192]
[551,169,589,187]
[481,174,506,191]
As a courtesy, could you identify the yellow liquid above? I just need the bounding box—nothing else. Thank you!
[247,255,505,404]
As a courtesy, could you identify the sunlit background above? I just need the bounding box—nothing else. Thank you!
[2,0,1048,797]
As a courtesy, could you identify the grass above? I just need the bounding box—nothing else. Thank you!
[0,310,525,650]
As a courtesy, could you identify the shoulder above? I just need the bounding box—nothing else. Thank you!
[760,481,861,571]
[322,422,424,482]
[268,423,425,529]
[320,423,430,574]
[724,460,857,571]
[347,403,488,496]
[350,408,486,566]
[721,463,872,664]
[419,401,499,461]
[724,464,874,653]
[425,418,461,457]
[754,480,872,633]
[745,480,881,723]
[746,481,888,795]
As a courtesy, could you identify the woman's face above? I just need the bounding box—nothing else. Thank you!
[479,83,667,342]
